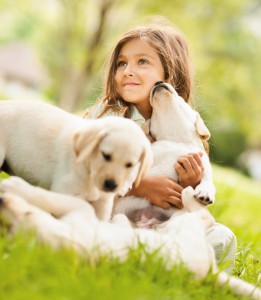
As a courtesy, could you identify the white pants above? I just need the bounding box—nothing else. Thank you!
[206,222,237,273]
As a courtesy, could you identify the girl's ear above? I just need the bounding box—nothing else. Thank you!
[195,113,211,141]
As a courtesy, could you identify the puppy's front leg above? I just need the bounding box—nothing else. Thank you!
[0,176,91,218]
[182,187,215,230]
[0,192,82,251]
[194,155,215,205]
[91,195,114,221]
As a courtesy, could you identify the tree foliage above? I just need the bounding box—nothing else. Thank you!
[0,0,260,167]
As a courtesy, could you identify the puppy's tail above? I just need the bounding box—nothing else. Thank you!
[217,271,261,300]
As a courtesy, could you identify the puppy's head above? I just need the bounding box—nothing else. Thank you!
[73,117,153,194]
[149,82,210,146]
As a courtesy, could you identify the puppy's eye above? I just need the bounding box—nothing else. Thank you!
[102,152,111,161]
[125,162,133,168]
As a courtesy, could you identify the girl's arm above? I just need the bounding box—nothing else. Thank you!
[127,176,184,209]
[127,152,204,209]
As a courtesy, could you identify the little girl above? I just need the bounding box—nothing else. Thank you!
[85,20,237,272]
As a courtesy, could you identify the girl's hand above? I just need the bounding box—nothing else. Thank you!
[174,152,204,188]
[127,176,184,209]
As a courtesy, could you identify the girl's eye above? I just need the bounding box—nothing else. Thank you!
[117,61,126,68]
[138,59,149,65]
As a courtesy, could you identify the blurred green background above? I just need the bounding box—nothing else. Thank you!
[0,0,260,177]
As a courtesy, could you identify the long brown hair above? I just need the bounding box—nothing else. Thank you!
[86,21,194,118]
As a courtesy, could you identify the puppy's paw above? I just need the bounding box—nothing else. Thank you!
[0,192,35,232]
[182,186,195,201]
[0,176,32,198]
[182,186,204,212]
[194,185,215,205]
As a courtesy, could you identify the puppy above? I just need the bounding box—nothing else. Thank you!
[0,179,260,300]
[113,82,215,228]
[0,100,152,220]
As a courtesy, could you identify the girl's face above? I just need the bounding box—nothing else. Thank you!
[114,38,165,119]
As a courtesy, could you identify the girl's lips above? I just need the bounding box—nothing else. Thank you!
[123,82,140,86]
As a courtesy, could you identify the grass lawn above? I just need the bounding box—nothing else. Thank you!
[0,166,260,300]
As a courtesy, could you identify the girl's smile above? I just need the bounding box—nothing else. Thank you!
[123,82,140,86]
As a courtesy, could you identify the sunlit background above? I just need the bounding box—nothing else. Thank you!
[0,0,260,180]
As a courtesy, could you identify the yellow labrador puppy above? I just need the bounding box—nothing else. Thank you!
[113,82,215,228]
[0,181,260,300]
[0,100,152,220]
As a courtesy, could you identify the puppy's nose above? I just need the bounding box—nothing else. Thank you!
[154,81,163,87]
[103,179,117,192]
[152,81,165,97]
[152,81,172,97]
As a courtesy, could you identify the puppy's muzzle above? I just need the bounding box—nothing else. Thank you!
[151,82,173,97]
[103,179,117,192]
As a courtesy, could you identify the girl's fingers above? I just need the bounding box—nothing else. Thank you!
[163,177,183,192]
[176,153,204,174]
[160,201,172,209]
[187,155,202,175]
[179,157,191,171]
[175,162,186,176]
[169,181,183,193]
[188,152,204,172]
[167,196,184,209]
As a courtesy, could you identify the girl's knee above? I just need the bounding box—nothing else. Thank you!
[206,222,237,273]
[206,222,236,249]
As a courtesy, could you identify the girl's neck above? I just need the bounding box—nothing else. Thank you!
[135,103,152,120]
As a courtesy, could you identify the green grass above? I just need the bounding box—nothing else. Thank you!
[0,167,260,300]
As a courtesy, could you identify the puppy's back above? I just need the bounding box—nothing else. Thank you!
[0,100,85,188]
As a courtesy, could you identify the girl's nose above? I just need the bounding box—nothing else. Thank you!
[123,64,134,77]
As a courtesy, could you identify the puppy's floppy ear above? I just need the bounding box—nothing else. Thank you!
[133,143,153,188]
[73,125,108,164]
[195,113,211,141]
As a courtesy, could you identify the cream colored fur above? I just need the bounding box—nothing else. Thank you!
[0,100,152,220]
[0,95,260,299]
[0,179,260,299]
[113,82,215,228]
